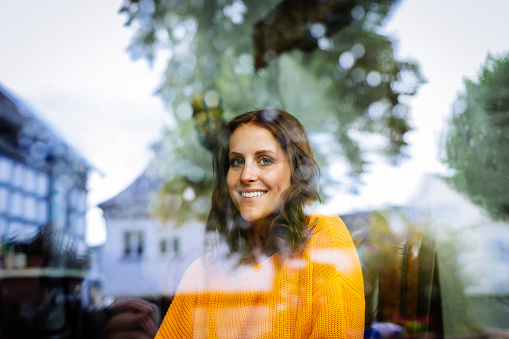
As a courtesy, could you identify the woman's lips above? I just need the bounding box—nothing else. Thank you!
[239,190,267,200]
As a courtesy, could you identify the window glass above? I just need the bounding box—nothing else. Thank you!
[137,232,144,257]
[69,189,78,210]
[0,187,8,213]
[38,199,48,224]
[69,212,85,236]
[493,239,509,262]
[172,237,180,255]
[2,2,508,339]
[160,239,167,254]
[123,231,144,259]
[24,167,36,193]
[124,232,132,257]
[0,217,6,235]
[0,156,12,182]
[24,195,37,221]
[13,163,24,188]
[78,190,87,213]
[10,192,23,217]
[37,173,49,197]
[70,189,87,213]
[51,179,68,230]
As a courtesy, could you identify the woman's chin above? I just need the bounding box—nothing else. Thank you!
[239,212,274,229]
[240,214,261,223]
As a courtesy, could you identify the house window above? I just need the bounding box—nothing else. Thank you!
[160,237,180,255]
[160,239,167,254]
[124,231,144,259]
[67,188,87,236]
[0,156,50,240]
[0,187,9,213]
[173,237,180,254]
[51,176,69,230]
[493,239,509,261]
[0,157,12,182]
[37,173,49,197]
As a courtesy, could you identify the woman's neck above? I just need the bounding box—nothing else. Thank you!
[250,218,272,247]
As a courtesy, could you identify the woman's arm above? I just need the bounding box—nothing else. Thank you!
[308,215,365,339]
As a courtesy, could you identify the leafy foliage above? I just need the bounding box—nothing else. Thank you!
[119,0,424,223]
[442,53,509,220]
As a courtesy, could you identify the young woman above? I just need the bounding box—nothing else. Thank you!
[156,108,365,338]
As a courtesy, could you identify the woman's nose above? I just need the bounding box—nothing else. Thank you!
[240,162,257,182]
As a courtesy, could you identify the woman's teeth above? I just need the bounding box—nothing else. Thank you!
[241,191,267,198]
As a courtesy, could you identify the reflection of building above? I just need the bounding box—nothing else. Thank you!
[0,84,97,338]
[0,84,89,247]
[98,168,204,299]
[407,174,509,334]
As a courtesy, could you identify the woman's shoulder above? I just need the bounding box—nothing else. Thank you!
[307,214,350,241]
[308,213,344,226]
[305,214,359,268]
[305,213,364,295]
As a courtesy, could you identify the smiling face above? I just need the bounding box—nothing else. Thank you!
[227,124,292,228]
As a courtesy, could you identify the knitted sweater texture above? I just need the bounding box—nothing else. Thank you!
[156,215,365,338]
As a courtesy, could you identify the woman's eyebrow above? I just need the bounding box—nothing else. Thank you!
[229,150,277,157]
[228,151,243,157]
[254,150,277,156]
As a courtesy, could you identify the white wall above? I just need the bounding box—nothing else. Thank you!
[101,218,205,297]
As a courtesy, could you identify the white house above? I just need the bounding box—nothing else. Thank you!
[98,166,205,299]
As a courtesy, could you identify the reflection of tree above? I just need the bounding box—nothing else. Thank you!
[435,225,478,335]
[442,52,509,220]
[120,0,424,222]
[349,210,443,336]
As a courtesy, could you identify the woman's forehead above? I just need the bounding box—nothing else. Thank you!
[229,124,282,152]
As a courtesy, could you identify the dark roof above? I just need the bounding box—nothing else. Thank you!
[0,86,28,127]
[0,83,92,172]
[0,86,29,160]
[98,166,164,219]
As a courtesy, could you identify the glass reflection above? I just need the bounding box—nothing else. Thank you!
[1,0,508,338]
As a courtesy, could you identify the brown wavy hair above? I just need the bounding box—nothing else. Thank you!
[205,108,320,260]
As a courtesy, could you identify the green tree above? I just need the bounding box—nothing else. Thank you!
[442,53,509,220]
[120,0,424,222]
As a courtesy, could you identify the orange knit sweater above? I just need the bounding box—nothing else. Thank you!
[156,215,365,338]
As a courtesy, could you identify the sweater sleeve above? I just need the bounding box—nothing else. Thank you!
[307,215,365,339]
[155,260,199,339]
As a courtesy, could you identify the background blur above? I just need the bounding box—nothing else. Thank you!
[1,0,508,338]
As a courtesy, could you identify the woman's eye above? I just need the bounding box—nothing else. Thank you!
[231,158,244,166]
[260,157,272,165]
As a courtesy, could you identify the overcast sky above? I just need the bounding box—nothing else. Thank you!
[1,0,507,245]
